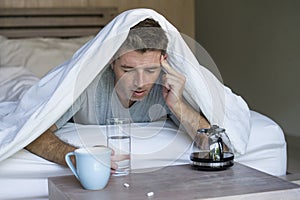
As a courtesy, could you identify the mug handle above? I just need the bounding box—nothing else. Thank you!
[65,152,79,180]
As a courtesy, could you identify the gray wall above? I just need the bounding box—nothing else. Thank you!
[195,0,300,137]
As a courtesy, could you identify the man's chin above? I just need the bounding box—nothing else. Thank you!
[129,95,146,102]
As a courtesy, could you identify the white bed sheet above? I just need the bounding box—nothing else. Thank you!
[0,112,286,199]
[0,149,71,199]
[235,111,287,176]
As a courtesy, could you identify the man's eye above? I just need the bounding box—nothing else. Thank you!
[123,69,134,72]
[146,69,158,73]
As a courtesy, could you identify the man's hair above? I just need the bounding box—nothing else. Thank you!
[117,18,168,56]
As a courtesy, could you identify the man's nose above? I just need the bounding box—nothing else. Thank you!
[134,72,145,87]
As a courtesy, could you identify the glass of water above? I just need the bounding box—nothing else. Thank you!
[106,118,131,176]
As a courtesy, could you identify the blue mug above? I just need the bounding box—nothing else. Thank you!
[65,146,111,190]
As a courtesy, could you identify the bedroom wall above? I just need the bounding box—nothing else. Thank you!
[195,0,300,138]
[0,0,195,39]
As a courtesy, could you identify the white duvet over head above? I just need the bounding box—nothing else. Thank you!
[0,8,250,162]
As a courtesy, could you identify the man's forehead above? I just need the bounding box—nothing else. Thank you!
[117,50,161,66]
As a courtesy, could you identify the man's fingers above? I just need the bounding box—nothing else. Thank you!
[111,154,130,162]
[160,55,175,74]
[161,60,174,74]
[160,55,183,79]
[111,160,118,170]
[110,154,130,174]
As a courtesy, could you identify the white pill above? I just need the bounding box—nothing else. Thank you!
[123,183,130,188]
[146,192,154,197]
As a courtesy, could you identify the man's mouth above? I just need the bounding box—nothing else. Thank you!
[132,90,146,97]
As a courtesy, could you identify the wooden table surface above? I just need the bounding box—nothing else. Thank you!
[48,163,300,200]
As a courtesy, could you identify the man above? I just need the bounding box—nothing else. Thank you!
[25,18,210,172]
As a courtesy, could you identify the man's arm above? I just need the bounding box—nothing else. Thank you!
[170,99,210,139]
[25,125,76,166]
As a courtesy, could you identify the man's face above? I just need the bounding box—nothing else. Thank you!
[112,50,162,107]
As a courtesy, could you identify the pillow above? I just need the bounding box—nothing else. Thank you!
[0,35,93,78]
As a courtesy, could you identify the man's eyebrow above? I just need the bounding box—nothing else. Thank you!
[121,65,134,69]
[121,65,134,70]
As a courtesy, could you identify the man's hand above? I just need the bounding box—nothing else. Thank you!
[160,55,186,112]
[110,148,130,174]
[160,55,210,139]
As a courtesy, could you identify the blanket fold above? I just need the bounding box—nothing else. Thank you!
[0,8,250,162]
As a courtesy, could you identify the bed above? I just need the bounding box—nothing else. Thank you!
[0,7,287,200]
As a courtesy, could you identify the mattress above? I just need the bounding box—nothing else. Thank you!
[0,111,286,199]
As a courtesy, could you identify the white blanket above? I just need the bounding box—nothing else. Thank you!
[0,8,250,162]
